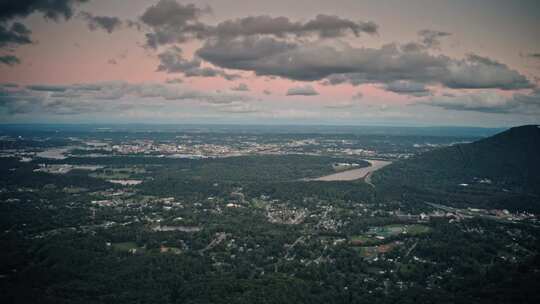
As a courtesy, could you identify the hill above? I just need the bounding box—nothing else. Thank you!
[372,125,540,212]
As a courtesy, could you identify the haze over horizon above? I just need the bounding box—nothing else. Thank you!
[1,0,540,127]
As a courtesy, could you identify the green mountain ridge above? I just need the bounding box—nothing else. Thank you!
[373,125,540,211]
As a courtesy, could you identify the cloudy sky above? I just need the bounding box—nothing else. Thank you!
[1,0,539,127]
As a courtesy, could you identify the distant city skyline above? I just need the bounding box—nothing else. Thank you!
[1,0,540,127]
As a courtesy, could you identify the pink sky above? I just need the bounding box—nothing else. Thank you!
[0,0,539,126]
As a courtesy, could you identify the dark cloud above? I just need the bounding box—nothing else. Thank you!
[303,15,378,37]
[0,23,30,65]
[0,0,88,64]
[0,0,89,22]
[420,90,540,114]
[209,14,377,39]
[79,12,122,34]
[198,37,532,90]
[138,2,529,87]
[0,54,21,65]
[286,85,319,96]
[140,0,210,48]
[140,2,377,48]
[383,81,431,97]
[196,36,306,78]
[418,29,451,49]
[0,22,32,48]
[158,46,200,72]
[231,83,249,91]
[444,53,532,90]
[198,38,449,82]
[140,0,209,28]
[157,46,240,80]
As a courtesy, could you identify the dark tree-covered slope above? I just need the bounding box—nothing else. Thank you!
[373,125,540,210]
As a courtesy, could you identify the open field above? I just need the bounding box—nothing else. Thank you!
[350,224,431,246]
[111,242,140,252]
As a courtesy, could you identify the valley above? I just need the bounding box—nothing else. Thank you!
[1,125,539,304]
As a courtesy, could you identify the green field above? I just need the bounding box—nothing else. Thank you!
[351,224,430,246]
[369,224,430,237]
[406,224,431,235]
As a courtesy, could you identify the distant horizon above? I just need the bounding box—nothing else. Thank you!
[0,122,512,138]
[0,122,512,129]
[0,121,529,128]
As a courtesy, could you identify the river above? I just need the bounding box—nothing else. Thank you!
[310,160,392,182]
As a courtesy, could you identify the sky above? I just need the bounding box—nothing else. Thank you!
[0,0,539,127]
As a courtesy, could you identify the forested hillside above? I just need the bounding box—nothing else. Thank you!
[373,125,540,211]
